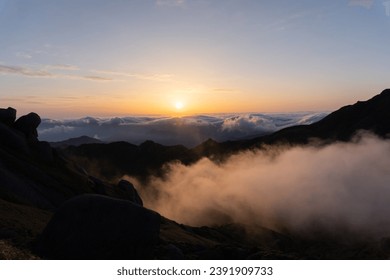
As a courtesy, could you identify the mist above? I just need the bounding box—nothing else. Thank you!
[133,133,390,240]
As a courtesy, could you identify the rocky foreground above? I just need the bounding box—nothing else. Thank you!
[1,90,390,259]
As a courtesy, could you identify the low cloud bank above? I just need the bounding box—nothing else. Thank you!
[38,112,327,147]
[136,134,390,239]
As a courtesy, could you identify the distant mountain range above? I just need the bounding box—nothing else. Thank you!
[0,89,389,259]
[50,135,103,148]
[61,89,390,181]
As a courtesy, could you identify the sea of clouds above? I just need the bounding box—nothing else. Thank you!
[38,112,327,147]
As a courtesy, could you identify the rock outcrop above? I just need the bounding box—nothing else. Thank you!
[0,107,16,126]
[0,108,33,153]
[0,108,94,209]
[38,194,161,259]
[0,108,54,161]
[14,112,41,141]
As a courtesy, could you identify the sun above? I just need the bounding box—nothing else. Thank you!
[174,101,184,110]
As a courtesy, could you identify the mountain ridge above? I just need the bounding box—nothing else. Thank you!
[49,135,103,148]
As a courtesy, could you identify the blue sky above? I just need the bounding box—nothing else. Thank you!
[0,0,389,118]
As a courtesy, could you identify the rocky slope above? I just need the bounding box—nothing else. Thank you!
[0,110,159,258]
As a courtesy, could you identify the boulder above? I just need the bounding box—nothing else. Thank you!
[14,112,41,141]
[38,194,160,259]
[0,107,16,126]
[117,179,143,206]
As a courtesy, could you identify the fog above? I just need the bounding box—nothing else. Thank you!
[38,112,327,147]
[134,133,390,239]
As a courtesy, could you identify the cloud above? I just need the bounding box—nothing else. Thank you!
[0,63,111,81]
[38,113,327,146]
[0,64,52,77]
[156,0,186,7]
[0,63,171,83]
[15,52,33,59]
[221,113,326,134]
[39,125,75,136]
[348,0,375,8]
[137,133,390,240]
[80,75,112,81]
[46,64,80,71]
[262,9,320,33]
[93,70,173,82]
[221,115,276,133]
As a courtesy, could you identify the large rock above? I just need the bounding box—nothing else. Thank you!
[117,179,143,206]
[14,112,41,141]
[38,194,160,259]
[0,107,16,126]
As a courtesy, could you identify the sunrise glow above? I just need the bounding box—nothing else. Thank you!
[0,1,388,118]
[174,101,184,110]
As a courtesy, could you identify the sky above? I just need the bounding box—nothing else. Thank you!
[0,0,389,118]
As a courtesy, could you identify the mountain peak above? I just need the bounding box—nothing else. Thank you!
[371,88,390,103]
[273,89,390,142]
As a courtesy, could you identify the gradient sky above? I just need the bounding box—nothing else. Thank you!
[0,0,389,118]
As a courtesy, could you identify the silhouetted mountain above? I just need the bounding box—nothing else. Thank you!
[254,88,390,144]
[50,135,103,148]
[61,140,197,181]
[312,89,390,138]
